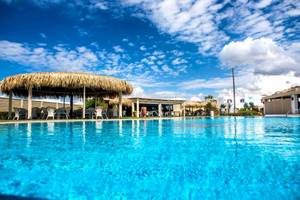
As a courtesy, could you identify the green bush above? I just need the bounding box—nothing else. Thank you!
[237,109,262,116]
[85,98,108,109]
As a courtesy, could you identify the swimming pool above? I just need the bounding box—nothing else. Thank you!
[0,117,299,199]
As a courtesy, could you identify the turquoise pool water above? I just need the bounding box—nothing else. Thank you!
[0,117,299,199]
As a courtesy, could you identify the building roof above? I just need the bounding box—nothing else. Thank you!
[128,97,185,104]
[0,72,133,98]
[262,86,300,100]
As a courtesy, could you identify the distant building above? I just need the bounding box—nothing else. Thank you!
[262,86,300,115]
[0,97,82,113]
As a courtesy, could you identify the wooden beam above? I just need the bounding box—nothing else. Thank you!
[136,98,140,118]
[28,86,32,119]
[8,91,12,119]
[131,102,135,117]
[83,86,86,119]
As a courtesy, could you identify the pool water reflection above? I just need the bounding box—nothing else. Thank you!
[0,117,299,199]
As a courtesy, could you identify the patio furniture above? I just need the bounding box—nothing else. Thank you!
[95,108,103,119]
[113,108,118,118]
[55,108,69,119]
[85,108,95,119]
[32,107,41,119]
[47,108,55,120]
[13,108,27,120]
[148,111,158,117]
[40,107,48,119]
[102,109,108,119]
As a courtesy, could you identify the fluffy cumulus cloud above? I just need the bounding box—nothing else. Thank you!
[190,93,204,101]
[181,72,300,105]
[1,0,300,100]
[0,40,188,96]
[122,0,299,54]
[0,40,98,71]
[220,37,300,75]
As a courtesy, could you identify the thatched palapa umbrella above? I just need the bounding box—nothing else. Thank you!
[109,98,133,107]
[184,101,205,113]
[0,72,133,119]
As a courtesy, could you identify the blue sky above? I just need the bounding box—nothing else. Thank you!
[0,0,299,104]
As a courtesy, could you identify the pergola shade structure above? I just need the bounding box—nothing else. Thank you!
[0,72,133,119]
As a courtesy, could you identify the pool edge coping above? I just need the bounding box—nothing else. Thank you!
[0,117,190,125]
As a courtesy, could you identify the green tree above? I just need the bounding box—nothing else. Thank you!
[220,104,226,109]
[220,104,226,115]
[249,102,255,110]
[227,103,231,114]
[205,102,218,116]
[85,98,108,109]
[243,103,249,110]
[204,95,214,100]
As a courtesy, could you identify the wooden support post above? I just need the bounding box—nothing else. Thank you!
[118,92,122,118]
[20,99,24,108]
[136,99,140,118]
[8,91,12,119]
[63,95,66,108]
[28,86,32,119]
[131,102,135,117]
[183,102,186,117]
[158,103,162,117]
[70,94,73,118]
[83,86,86,119]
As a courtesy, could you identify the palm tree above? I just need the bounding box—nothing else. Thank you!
[243,103,249,110]
[220,104,226,115]
[205,95,214,100]
[249,102,255,110]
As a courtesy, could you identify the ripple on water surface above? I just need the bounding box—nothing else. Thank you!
[0,117,299,199]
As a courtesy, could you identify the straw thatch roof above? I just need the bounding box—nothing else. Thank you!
[185,101,205,108]
[109,98,133,107]
[0,72,133,97]
[262,86,300,100]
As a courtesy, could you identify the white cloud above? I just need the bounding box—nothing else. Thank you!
[181,71,300,105]
[121,0,299,55]
[172,58,187,65]
[190,93,203,101]
[122,0,229,54]
[129,86,145,97]
[0,40,98,71]
[139,45,147,51]
[254,0,273,9]
[113,45,124,53]
[152,91,186,100]
[219,37,299,75]
[39,33,46,38]
[287,8,300,16]
[93,1,108,10]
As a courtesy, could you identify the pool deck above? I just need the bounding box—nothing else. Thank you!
[265,114,300,117]
[1,115,299,125]
[0,117,188,125]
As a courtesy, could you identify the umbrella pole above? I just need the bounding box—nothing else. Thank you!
[83,86,86,119]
